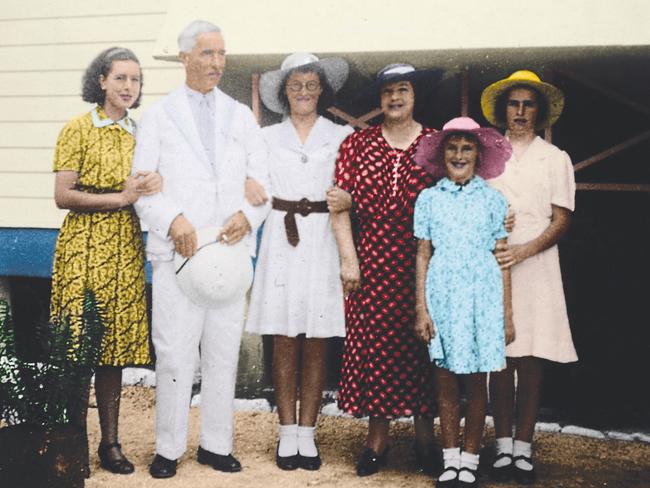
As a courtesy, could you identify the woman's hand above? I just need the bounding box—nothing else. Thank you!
[504,313,515,345]
[495,243,528,269]
[245,177,268,206]
[340,256,360,297]
[414,311,435,343]
[327,186,352,213]
[504,208,515,233]
[121,175,141,206]
[135,171,162,195]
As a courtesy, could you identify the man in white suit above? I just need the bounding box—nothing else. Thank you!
[132,20,269,478]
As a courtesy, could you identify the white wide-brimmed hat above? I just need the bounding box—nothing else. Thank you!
[259,52,349,114]
[174,227,253,309]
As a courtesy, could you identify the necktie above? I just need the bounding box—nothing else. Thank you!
[198,95,215,168]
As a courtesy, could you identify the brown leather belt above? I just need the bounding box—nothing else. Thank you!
[272,197,328,247]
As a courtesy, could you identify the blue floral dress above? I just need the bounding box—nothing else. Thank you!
[414,176,509,374]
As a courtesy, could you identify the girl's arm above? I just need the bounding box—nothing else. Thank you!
[414,239,435,343]
[331,208,360,297]
[496,205,571,269]
[500,237,515,344]
[55,170,136,211]
[54,170,162,212]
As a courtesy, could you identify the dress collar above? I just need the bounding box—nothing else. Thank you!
[437,175,485,194]
[91,106,134,134]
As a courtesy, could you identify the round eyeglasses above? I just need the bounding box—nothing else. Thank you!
[287,80,321,92]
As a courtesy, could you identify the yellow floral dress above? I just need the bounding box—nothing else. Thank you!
[50,106,150,366]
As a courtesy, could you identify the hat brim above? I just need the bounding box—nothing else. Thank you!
[259,57,349,114]
[480,78,565,130]
[413,127,512,180]
[357,68,444,103]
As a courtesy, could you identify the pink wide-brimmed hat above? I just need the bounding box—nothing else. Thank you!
[414,116,512,179]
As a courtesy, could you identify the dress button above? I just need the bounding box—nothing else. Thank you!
[300,153,308,163]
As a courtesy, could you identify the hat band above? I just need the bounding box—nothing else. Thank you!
[383,65,415,76]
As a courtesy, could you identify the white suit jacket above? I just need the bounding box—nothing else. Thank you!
[132,85,270,261]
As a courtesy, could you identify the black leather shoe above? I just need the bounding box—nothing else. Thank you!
[276,443,299,471]
[436,466,459,488]
[98,442,135,475]
[149,453,177,478]
[197,446,242,472]
[490,452,513,483]
[356,447,388,477]
[513,455,536,485]
[298,452,322,470]
[415,443,442,476]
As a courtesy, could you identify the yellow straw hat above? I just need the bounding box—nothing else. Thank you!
[480,70,565,130]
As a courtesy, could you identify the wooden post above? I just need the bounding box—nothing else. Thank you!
[543,68,554,143]
[251,73,261,125]
[461,69,469,117]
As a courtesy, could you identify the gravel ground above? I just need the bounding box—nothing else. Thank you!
[83,387,650,488]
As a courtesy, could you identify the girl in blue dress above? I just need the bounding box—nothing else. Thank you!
[413,117,515,488]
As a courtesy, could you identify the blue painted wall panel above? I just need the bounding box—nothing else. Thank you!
[0,228,152,282]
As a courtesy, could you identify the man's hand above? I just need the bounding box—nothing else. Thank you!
[326,186,352,213]
[245,177,268,206]
[135,171,163,195]
[169,214,197,257]
[218,211,251,245]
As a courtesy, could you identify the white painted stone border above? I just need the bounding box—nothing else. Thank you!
[120,368,649,445]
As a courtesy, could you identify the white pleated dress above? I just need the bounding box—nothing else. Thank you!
[246,117,353,338]
[488,136,578,363]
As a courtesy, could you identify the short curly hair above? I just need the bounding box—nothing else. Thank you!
[276,65,335,115]
[81,47,143,109]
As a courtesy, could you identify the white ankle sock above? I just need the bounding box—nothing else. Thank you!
[278,424,298,457]
[297,425,318,457]
[513,439,533,471]
[439,447,460,482]
[459,451,479,483]
[493,437,513,468]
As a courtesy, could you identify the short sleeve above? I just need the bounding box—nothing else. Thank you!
[413,189,432,240]
[490,190,509,241]
[334,133,357,194]
[53,118,84,172]
[550,150,576,211]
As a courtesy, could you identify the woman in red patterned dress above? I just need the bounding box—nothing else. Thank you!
[330,63,442,476]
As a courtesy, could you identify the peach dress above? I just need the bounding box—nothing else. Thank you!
[489,136,578,363]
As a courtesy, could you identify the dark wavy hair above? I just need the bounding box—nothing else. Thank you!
[81,47,143,109]
[494,84,548,128]
[277,64,334,115]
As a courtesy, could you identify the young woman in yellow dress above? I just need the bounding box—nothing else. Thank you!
[50,47,161,476]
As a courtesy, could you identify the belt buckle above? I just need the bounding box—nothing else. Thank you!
[297,197,311,216]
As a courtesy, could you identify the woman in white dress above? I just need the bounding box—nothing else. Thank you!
[245,53,353,471]
[481,70,578,485]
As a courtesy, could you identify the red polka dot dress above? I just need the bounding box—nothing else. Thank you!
[335,125,437,418]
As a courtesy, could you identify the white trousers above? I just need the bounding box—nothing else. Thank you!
[151,261,245,460]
